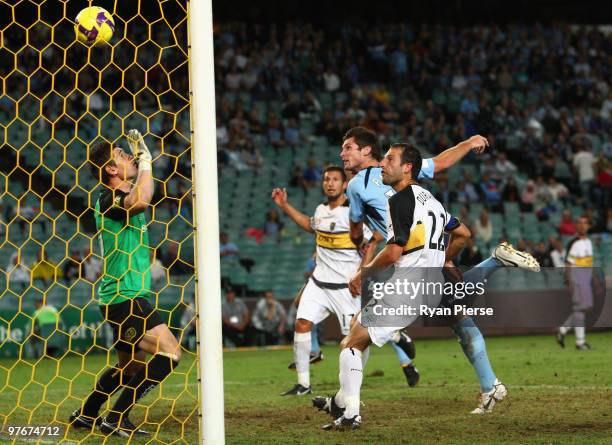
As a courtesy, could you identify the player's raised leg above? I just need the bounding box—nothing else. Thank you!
[461,242,540,287]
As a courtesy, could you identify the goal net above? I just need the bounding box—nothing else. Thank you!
[0,1,199,442]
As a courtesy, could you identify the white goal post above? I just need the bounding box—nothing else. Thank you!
[187,0,226,443]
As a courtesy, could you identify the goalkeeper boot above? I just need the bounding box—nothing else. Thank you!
[99,418,130,438]
[493,242,540,272]
[281,384,311,396]
[121,418,150,436]
[69,410,99,430]
[471,379,507,414]
[322,415,362,431]
[312,395,345,418]
[402,364,420,387]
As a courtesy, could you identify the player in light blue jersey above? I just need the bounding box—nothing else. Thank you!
[333,127,539,415]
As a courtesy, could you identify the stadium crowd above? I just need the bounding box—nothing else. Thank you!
[213,22,610,273]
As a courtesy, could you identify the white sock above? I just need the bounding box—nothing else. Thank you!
[559,326,569,335]
[339,348,363,418]
[334,388,345,408]
[575,327,586,346]
[294,332,311,388]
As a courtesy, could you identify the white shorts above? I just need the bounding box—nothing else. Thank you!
[354,311,402,348]
[296,279,361,335]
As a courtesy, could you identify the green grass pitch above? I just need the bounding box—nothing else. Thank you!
[1,332,611,444]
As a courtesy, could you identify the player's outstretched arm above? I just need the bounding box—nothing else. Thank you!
[432,135,489,174]
[271,188,314,233]
[123,129,154,215]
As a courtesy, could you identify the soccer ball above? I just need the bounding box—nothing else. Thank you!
[74,6,115,46]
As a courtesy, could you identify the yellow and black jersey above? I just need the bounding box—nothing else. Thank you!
[386,184,449,269]
[565,237,593,267]
[310,200,360,284]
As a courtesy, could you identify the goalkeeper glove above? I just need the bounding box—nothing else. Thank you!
[127,129,152,171]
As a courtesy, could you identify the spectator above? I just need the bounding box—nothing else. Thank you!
[220,232,239,264]
[572,144,596,201]
[302,158,322,188]
[252,291,287,346]
[547,177,569,205]
[7,252,30,290]
[31,251,60,286]
[289,165,308,192]
[533,176,555,219]
[501,177,520,202]
[549,237,566,268]
[474,210,493,247]
[558,210,577,236]
[283,118,301,147]
[459,237,484,267]
[532,241,552,268]
[263,209,283,242]
[521,180,536,212]
[242,141,263,169]
[31,299,64,358]
[221,289,251,347]
[479,173,502,207]
[494,153,517,181]
[323,67,340,92]
[63,250,82,283]
[216,116,229,147]
[456,180,479,204]
[82,248,102,283]
[266,113,285,149]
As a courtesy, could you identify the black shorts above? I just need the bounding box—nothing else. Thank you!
[101,298,164,353]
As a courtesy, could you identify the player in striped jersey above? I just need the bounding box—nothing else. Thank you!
[273,166,416,396]
[556,216,595,350]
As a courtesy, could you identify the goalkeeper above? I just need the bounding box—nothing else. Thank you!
[70,130,181,438]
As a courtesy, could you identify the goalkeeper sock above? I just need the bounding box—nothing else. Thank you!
[339,347,363,418]
[294,331,311,388]
[106,353,179,424]
[453,317,496,393]
[81,364,122,418]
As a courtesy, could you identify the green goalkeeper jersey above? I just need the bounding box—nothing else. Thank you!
[94,188,151,305]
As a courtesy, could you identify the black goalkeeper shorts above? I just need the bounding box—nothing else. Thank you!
[102,298,164,353]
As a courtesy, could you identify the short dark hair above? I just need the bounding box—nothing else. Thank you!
[323,165,347,182]
[390,143,422,181]
[88,141,115,184]
[343,126,382,161]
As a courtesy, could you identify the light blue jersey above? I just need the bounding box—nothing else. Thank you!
[346,158,435,236]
